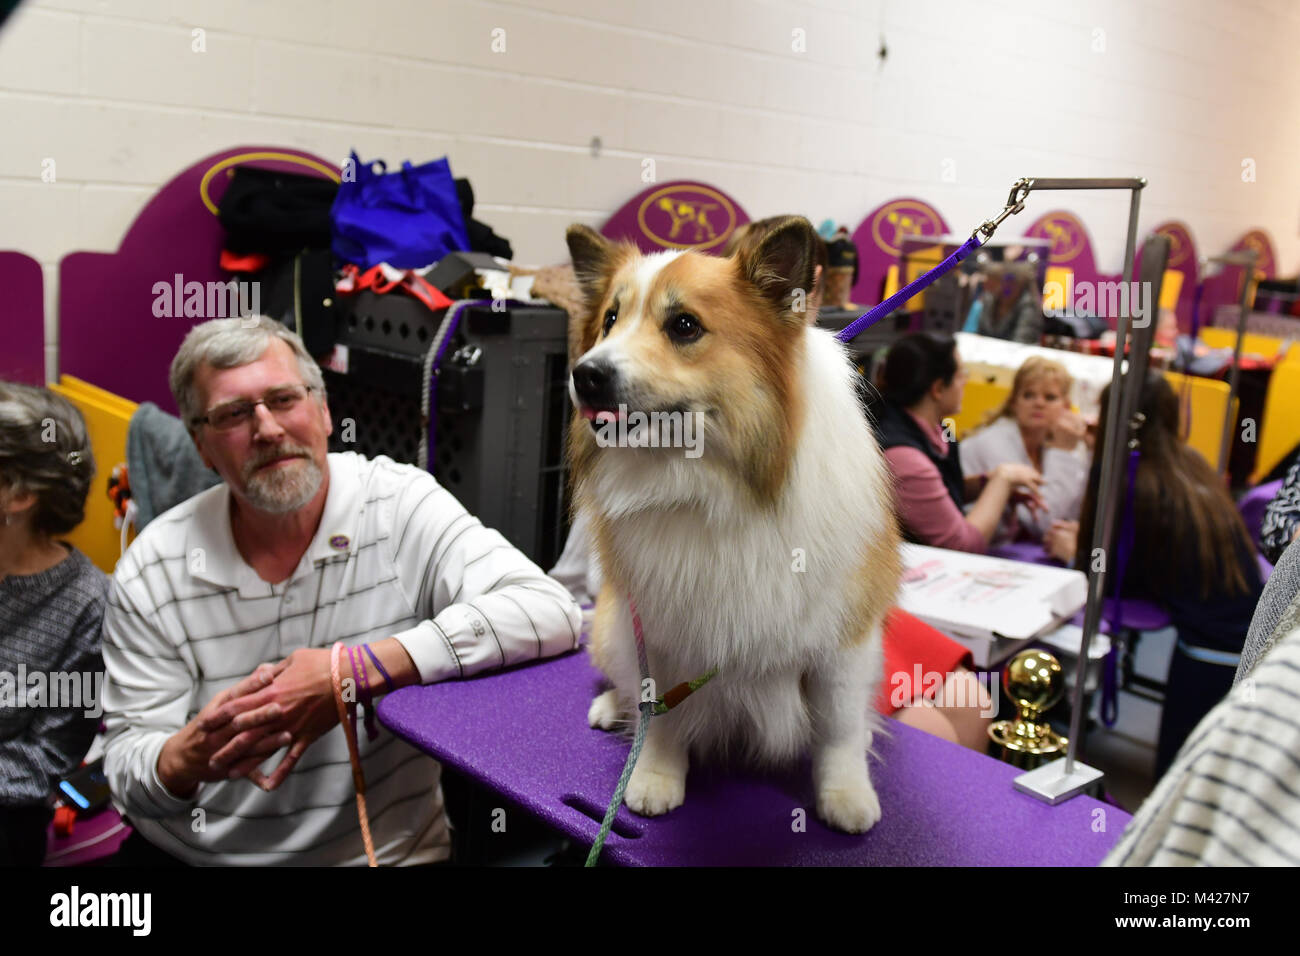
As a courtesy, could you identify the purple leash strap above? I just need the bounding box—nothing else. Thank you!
[835,234,984,343]
[1100,447,1141,728]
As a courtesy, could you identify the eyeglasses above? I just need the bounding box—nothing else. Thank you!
[193,384,317,431]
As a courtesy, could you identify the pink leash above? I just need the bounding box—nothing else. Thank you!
[331,641,378,867]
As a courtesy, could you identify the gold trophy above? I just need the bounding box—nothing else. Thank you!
[989,649,1067,770]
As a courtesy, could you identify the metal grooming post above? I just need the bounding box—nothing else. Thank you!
[1208,250,1260,476]
[999,176,1158,805]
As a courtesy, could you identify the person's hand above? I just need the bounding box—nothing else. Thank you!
[1010,487,1046,520]
[157,664,294,797]
[1045,519,1079,565]
[993,462,1043,493]
[200,647,347,792]
[1082,414,1099,453]
[990,463,1045,518]
[1045,410,1087,452]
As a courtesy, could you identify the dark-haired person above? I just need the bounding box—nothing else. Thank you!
[1047,370,1263,777]
[963,262,1043,344]
[1103,541,1300,866]
[872,332,1044,553]
[0,382,108,866]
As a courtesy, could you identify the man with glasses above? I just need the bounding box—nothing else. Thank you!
[101,316,581,865]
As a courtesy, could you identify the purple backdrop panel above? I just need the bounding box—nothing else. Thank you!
[850,197,949,307]
[1233,229,1276,279]
[59,147,338,413]
[1135,221,1197,333]
[1,251,46,385]
[1024,209,1105,293]
[601,181,750,255]
[1200,228,1281,325]
[378,647,1127,866]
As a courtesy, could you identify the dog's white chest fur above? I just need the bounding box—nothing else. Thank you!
[586,329,896,766]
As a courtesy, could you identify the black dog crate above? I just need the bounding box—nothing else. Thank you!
[324,294,573,572]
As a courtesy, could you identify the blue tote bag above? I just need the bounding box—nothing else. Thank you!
[330,151,471,269]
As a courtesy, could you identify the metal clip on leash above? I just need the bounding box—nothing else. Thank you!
[835,177,1032,344]
[975,178,1033,242]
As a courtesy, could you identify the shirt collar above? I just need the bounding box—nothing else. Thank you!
[185,453,361,596]
[306,452,363,566]
[905,408,950,457]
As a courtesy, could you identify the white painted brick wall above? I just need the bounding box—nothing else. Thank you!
[1,0,1297,379]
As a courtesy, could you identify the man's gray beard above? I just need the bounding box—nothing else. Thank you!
[242,457,323,514]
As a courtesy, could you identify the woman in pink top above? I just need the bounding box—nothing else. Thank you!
[870,332,1043,553]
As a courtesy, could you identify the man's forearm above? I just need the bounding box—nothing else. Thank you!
[157,731,201,800]
[360,638,420,693]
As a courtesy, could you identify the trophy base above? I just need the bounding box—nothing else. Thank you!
[1012,757,1105,805]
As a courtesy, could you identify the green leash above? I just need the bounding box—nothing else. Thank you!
[584,598,716,867]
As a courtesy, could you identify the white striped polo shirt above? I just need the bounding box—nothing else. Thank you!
[101,451,581,865]
[1104,625,1300,866]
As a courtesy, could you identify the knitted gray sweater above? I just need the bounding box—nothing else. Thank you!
[1,546,108,807]
[1236,536,1300,684]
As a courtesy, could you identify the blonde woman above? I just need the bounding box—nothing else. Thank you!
[959,356,1090,544]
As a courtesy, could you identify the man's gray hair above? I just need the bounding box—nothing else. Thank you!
[0,381,95,536]
[170,316,326,428]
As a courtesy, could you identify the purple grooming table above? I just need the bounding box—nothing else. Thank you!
[1,250,45,385]
[59,146,337,412]
[378,649,1128,866]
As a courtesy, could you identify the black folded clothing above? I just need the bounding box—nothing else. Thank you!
[219,166,339,257]
[456,177,513,260]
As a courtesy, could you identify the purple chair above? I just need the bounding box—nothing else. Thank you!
[1239,480,1283,583]
[43,809,131,868]
[988,541,1065,567]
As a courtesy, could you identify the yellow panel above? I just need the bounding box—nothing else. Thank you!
[1043,266,1073,311]
[1198,327,1287,360]
[1253,359,1300,482]
[1163,371,1234,470]
[48,377,137,575]
[951,380,1011,440]
[903,245,942,312]
[57,374,138,417]
[882,264,900,302]
[1158,270,1184,311]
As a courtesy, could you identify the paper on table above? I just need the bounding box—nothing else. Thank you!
[896,544,1089,667]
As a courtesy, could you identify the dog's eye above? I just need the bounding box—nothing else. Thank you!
[666,312,704,343]
[602,308,618,335]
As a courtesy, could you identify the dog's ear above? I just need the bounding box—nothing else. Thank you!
[565,224,633,359]
[566,224,621,307]
[735,216,818,320]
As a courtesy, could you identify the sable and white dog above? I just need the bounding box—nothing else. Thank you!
[566,217,902,833]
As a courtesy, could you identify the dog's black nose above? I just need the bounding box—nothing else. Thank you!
[572,359,618,406]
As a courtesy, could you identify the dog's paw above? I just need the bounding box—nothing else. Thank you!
[624,765,686,816]
[587,690,622,730]
[816,780,882,834]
